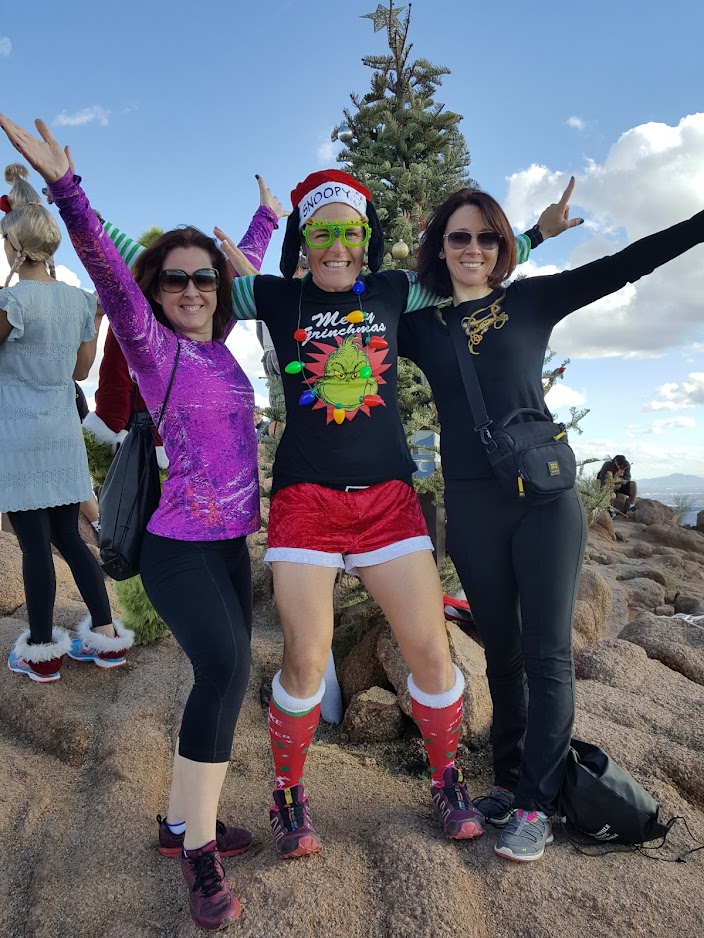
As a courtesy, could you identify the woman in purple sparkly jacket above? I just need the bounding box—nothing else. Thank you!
[0,114,280,931]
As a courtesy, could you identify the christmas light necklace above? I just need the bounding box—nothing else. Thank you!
[284,275,387,424]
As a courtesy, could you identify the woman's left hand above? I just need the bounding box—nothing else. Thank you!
[0,116,70,183]
[214,226,259,277]
[256,174,290,221]
[537,176,584,240]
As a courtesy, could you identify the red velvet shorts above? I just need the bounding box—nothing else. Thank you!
[265,480,433,574]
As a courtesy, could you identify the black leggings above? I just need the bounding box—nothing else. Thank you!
[140,532,252,763]
[7,502,112,644]
[444,479,587,815]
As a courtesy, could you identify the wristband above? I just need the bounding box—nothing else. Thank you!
[526,224,544,249]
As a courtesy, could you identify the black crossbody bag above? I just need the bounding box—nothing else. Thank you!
[445,311,577,502]
[99,341,180,580]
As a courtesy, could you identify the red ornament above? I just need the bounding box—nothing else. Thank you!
[363,394,383,407]
[369,337,388,349]
[557,367,566,374]
[293,328,308,342]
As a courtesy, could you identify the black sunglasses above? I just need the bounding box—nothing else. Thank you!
[443,231,502,250]
[158,268,220,293]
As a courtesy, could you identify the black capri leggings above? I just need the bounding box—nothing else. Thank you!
[8,502,112,644]
[444,479,587,816]
[140,532,253,763]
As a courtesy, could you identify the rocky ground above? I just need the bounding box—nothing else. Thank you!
[0,497,703,937]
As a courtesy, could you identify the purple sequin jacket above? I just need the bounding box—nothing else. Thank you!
[50,170,277,541]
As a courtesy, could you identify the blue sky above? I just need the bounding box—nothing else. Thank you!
[2,0,703,478]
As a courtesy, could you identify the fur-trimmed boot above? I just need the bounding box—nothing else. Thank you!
[68,616,135,669]
[8,627,72,682]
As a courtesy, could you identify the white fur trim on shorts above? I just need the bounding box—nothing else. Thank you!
[344,535,434,576]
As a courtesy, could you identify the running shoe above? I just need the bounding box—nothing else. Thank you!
[431,766,485,839]
[8,649,61,683]
[157,815,253,858]
[494,809,554,862]
[473,786,515,828]
[269,784,323,859]
[180,840,240,931]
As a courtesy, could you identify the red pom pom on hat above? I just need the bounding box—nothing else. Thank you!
[0,195,12,214]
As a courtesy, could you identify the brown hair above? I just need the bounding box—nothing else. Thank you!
[131,226,232,340]
[416,188,517,297]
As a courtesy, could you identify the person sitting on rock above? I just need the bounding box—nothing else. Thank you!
[598,455,637,512]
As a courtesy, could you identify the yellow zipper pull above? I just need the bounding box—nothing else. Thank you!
[518,475,525,497]
[554,431,566,440]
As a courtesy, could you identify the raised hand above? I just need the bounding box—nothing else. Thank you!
[0,116,70,183]
[536,176,584,241]
[256,174,290,221]
[213,226,259,277]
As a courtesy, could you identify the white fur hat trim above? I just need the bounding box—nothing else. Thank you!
[13,627,71,662]
[76,615,134,652]
[83,411,127,448]
[155,446,169,470]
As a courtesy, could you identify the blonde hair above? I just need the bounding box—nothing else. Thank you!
[1,163,61,285]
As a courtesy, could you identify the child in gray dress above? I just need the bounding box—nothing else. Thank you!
[0,163,133,682]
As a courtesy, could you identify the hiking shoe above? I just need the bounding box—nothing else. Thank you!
[8,648,61,683]
[269,784,323,859]
[180,840,240,931]
[431,766,485,840]
[627,503,637,513]
[606,507,617,519]
[473,786,515,828]
[157,815,253,858]
[494,809,554,862]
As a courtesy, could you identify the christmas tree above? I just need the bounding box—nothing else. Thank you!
[333,1,474,508]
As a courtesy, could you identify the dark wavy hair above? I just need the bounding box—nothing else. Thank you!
[417,188,517,297]
[279,201,385,279]
[131,226,233,341]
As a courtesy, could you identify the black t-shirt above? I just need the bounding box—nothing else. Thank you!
[251,271,422,494]
[399,210,704,481]
[597,460,631,483]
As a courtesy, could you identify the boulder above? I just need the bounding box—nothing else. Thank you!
[620,610,704,685]
[697,509,704,531]
[333,597,387,663]
[592,511,616,541]
[629,542,654,559]
[0,531,25,616]
[573,567,612,647]
[339,686,404,744]
[378,624,492,744]
[623,577,667,611]
[628,498,676,527]
[338,623,392,706]
[674,594,704,616]
[644,524,704,556]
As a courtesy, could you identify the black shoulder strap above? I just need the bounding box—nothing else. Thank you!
[155,339,181,433]
[443,309,492,435]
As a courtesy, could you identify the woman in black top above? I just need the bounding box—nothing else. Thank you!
[401,187,704,862]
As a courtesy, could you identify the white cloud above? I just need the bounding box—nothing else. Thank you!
[545,382,586,410]
[566,116,586,131]
[54,106,111,128]
[643,372,704,410]
[505,113,704,359]
[572,435,704,478]
[0,36,11,57]
[316,137,337,166]
[647,416,697,434]
[55,265,82,288]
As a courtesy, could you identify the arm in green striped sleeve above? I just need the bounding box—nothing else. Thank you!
[515,233,531,265]
[101,222,145,270]
[230,275,258,320]
[402,270,445,312]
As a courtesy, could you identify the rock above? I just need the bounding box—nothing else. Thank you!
[248,541,273,604]
[0,531,25,616]
[338,623,392,706]
[573,567,612,646]
[629,542,654,559]
[654,605,676,617]
[377,623,492,744]
[333,597,386,663]
[592,511,616,541]
[617,567,668,587]
[674,594,704,616]
[339,686,404,743]
[697,509,704,531]
[624,577,667,611]
[644,524,704,556]
[629,498,676,527]
[620,610,704,685]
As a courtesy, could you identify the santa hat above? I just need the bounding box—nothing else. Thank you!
[0,195,12,214]
[280,169,384,278]
[291,170,372,230]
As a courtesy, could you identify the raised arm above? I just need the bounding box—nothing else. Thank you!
[0,114,172,375]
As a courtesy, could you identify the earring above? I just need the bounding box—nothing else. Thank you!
[439,251,445,259]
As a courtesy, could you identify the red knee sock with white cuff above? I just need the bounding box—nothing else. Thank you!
[268,671,325,790]
[408,664,465,785]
